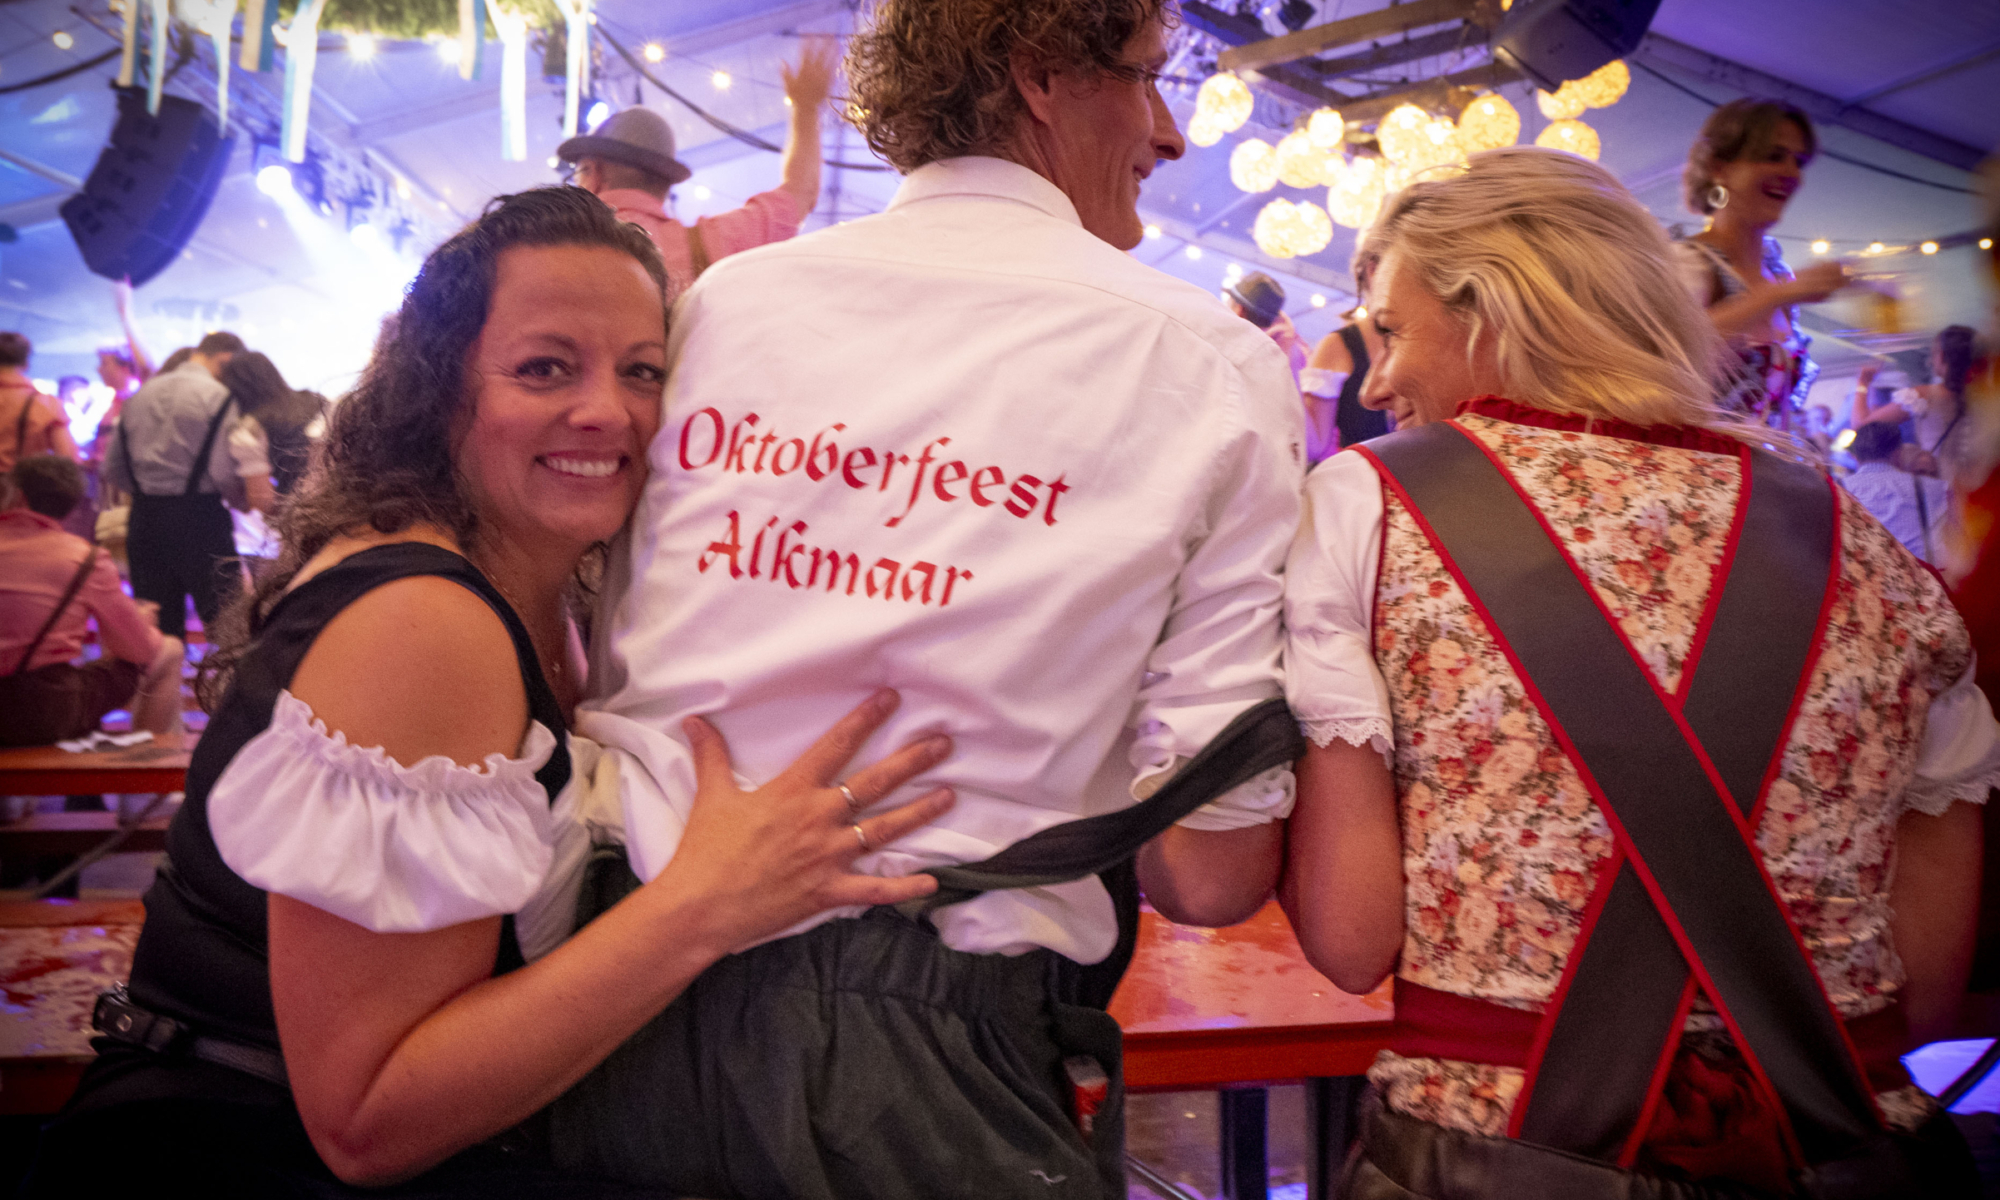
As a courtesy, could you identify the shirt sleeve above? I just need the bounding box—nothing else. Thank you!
[80,549,163,665]
[209,690,562,932]
[696,188,805,262]
[1298,367,1349,399]
[1128,342,1304,832]
[1285,450,1393,763]
[207,399,245,497]
[101,415,132,493]
[227,415,271,479]
[1892,386,1929,418]
[1902,658,2000,817]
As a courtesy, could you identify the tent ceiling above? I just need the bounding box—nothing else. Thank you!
[0,0,1993,387]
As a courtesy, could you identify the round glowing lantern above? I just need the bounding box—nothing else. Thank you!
[1534,118,1601,161]
[1456,93,1520,153]
[1195,71,1254,134]
[1230,138,1281,193]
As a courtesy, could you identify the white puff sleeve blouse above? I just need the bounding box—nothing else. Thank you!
[209,690,577,936]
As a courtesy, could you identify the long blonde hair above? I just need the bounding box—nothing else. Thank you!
[1357,148,1743,437]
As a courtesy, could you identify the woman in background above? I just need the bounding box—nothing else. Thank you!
[27,187,952,1196]
[1673,99,1848,430]
[1854,325,1979,487]
[219,351,328,513]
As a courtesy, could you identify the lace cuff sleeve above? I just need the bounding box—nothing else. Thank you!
[210,691,562,932]
[1286,452,1395,768]
[1902,660,2000,817]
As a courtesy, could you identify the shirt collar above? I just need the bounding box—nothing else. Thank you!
[0,509,61,535]
[1456,395,1747,457]
[597,188,672,220]
[886,157,1082,229]
[1849,460,1897,475]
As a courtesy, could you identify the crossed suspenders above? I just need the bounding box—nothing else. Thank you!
[1360,421,1889,1172]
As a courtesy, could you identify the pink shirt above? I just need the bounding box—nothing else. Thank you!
[0,509,162,671]
[598,187,805,300]
[1265,312,1309,381]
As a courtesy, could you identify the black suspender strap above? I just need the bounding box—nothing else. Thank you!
[1503,442,1842,1161]
[902,697,1304,918]
[114,416,145,498]
[11,544,101,675]
[1913,474,1933,562]
[11,387,31,458]
[184,396,235,497]
[1360,421,1879,1170]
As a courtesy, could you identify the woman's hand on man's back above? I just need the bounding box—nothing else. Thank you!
[663,688,956,957]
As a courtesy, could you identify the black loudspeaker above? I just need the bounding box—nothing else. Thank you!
[1490,0,1662,91]
[61,87,235,286]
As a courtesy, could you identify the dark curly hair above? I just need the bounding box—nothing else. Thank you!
[1683,98,1817,216]
[197,186,666,707]
[847,0,1172,173]
[1935,324,1976,396]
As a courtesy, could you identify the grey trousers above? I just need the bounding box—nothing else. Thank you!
[546,862,1125,1200]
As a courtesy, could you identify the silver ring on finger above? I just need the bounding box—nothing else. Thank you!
[852,823,872,852]
[838,781,865,816]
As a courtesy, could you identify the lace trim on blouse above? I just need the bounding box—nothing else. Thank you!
[209,690,561,933]
[1300,715,1394,761]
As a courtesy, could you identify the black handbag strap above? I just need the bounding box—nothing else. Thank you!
[1361,421,1879,1168]
[902,697,1304,917]
[12,543,101,676]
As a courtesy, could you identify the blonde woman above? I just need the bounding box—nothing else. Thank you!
[1282,147,1997,1198]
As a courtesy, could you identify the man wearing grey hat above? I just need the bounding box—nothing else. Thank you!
[558,42,837,298]
[1225,270,1309,382]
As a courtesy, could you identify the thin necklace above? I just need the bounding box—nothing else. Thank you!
[482,569,567,695]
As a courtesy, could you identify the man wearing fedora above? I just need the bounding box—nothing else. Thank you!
[558,42,837,298]
[1224,271,1308,382]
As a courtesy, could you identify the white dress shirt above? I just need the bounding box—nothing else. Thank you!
[581,156,1304,962]
[1841,460,1951,564]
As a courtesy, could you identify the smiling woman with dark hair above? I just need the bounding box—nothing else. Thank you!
[25,187,952,1197]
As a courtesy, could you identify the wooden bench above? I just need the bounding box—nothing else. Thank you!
[1111,901,1392,1200]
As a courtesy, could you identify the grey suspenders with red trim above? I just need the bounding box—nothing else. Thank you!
[1358,421,1885,1172]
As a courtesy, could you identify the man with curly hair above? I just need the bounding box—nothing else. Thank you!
[570,2,1304,1195]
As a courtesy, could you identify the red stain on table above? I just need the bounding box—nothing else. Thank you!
[0,922,139,1057]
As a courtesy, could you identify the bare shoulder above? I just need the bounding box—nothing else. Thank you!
[291,560,530,771]
[1308,331,1353,374]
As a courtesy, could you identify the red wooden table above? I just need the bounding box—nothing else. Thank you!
[0,738,192,798]
[0,900,145,1115]
[1110,901,1392,1200]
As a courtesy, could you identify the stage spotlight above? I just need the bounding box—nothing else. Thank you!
[257,163,295,198]
[348,32,377,60]
[586,99,611,129]
[53,30,75,49]
[643,42,665,63]
[350,222,381,251]
[711,70,731,89]
[436,38,462,65]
